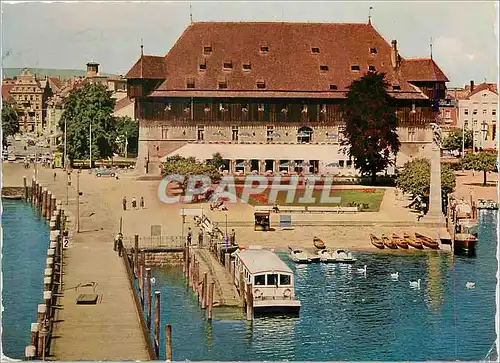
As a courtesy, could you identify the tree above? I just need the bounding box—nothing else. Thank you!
[208,152,225,169]
[114,116,139,156]
[2,99,20,143]
[461,152,497,186]
[342,72,400,183]
[396,158,456,198]
[161,155,222,184]
[59,83,116,164]
[442,129,473,151]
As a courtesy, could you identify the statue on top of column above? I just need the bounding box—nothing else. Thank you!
[430,123,442,149]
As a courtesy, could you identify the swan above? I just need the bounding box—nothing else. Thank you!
[390,272,399,279]
[150,277,156,285]
[409,279,421,289]
[357,265,367,274]
[466,281,475,289]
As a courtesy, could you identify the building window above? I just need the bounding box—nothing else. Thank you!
[408,128,415,141]
[351,65,360,71]
[370,47,377,54]
[493,124,497,140]
[473,109,478,115]
[311,47,320,54]
[473,120,478,128]
[465,108,469,115]
[266,126,274,142]
[197,127,204,141]
[218,81,228,89]
[330,84,338,90]
[203,46,212,54]
[445,110,451,119]
[223,61,233,70]
[493,109,496,116]
[199,63,207,71]
[161,126,168,139]
[319,65,329,71]
[464,120,469,128]
[392,85,401,90]
[186,80,195,88]
[368,65,376,71]
[297,126,313,143]
[260,45,269,53]
[232,126,239,141]
[242,63,251,71]
[256,80,266,89]
[483,109,487,115]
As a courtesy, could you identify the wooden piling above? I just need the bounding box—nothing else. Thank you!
[23,176,28,201]
[207,282,214,320]
[31,178,35,204]
[140,264,145,309]
[41,188,47,218]
[154,291,160,358]
[246,283,254,321]
[239,271,244,296]
[29,323,39,353]
[134,235,139,277]
[146,268,152,329]
[224,253,230,271]
[25,345,36,360]
[47,192,53,220]
[165,324,172,361]
[202,272,208,308]
[37,305,46,326]
[43,291,52,320]
[38,327,47,360]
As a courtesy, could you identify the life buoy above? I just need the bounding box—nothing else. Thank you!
[239,246,248,250]
[283,289,292,298]
[254,289,263,298]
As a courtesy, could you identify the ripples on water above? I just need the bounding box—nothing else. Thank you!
[2,199,50,359]
[149,210,497,361]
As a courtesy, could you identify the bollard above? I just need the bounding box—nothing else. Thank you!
[23,176,28,201]
[47,248,55,258]
[45,258,53,269]
[134,235,139,277]
[165,324,172,361]
[25,345,36,360]
[207,281,214,320]
[37,305,46,326]
[202,272,208,308]
[154,291,160,358]
[43,277,52,291]
[49,217,56,231]
[146,268,152,329]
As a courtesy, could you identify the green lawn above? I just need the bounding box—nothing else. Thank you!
[236,187,385,212]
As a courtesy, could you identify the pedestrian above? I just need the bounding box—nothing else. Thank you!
[230,229,236,245]
[114,232,122,251]
[187,227,192,245]
[53,171,57,181]
[117,236,124,257]
[198,228,203,246]
[122,196,127,211]
[132,197,137,209]
[140,197,145,209]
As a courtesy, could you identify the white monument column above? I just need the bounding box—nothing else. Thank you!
[423,123,445,225]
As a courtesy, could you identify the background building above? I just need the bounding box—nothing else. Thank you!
[126,21,449,175]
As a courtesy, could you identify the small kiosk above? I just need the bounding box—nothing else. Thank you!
[254,207,271,231]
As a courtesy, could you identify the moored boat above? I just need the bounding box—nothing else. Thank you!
[382,234,398,249]
[317,249,335,263]
[403,233,423,249]
[313,236,326,250]
[288,246,311,264]
[331,249,357,264]
[370,234,385,249]
[415,232,440,249]
[392,233,408,249]
[454,233,478,255]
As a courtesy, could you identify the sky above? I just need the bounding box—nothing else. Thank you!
[1,1,498,88]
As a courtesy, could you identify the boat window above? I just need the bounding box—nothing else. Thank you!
[254,275,266,285]
[279,274,291,286]
[267,274,278,286]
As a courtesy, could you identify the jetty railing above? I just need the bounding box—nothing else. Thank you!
[123,236,185,249]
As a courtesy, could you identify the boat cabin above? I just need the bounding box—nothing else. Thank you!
[254,208,271,231]
[234,248,300,314]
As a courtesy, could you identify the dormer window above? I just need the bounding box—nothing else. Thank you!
[260,45,269,53]
[351,65,360,71]
[223,61,233,70]
[330,84,338,90]
[199,63,207,71]
[370,47,377,54]
[218,81,228,89]
[368,65,376,71]
[256,80,266,89]
[242,63,251,71]
[320,65,329,71]
[392,85,401,90]
[312,47,320,54]
[203,46,212,54]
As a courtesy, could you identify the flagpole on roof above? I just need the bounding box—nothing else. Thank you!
[189,5,193,24]
[368,6,373,25]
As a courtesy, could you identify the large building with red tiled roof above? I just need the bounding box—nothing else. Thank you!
[126,21,449,175]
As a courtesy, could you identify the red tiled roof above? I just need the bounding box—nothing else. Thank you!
[48,77,63,91]
[114,97,133,112]
[2,83,15,101]
[400,58,449,82]
[467,82,498,98]
[127,22,448,99]
[125,55,165,79]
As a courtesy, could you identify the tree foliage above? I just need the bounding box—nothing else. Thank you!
[115,116,139,155]
[461,152,497,185]
[208,152,225,169]
[60,83,116,163]
[442,129,473,151]
[161,155,222,184]
[2,99,20,143]
[396,158,456,198]
[342,72,400,183]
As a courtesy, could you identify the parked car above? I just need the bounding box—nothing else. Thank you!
[93,168,117,177]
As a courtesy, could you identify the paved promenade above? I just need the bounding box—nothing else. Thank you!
[2,164,151,361]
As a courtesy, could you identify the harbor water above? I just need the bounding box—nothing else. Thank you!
[2,199,50,359]
[147,209,498,361]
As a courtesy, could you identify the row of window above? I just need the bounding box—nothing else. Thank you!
[198,61,377,73]
[186,80,399,90]
[464,108,496,115]
[13,86,41,93]
[203,45,378,56]
[167,102,334,113]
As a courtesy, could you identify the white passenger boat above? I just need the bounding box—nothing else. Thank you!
[234,248,301,314]
[317,249,336,263]
[288,246,311,264]
[331,249,357,264]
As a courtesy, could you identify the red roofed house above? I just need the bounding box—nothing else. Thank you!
[126,21,449,175]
